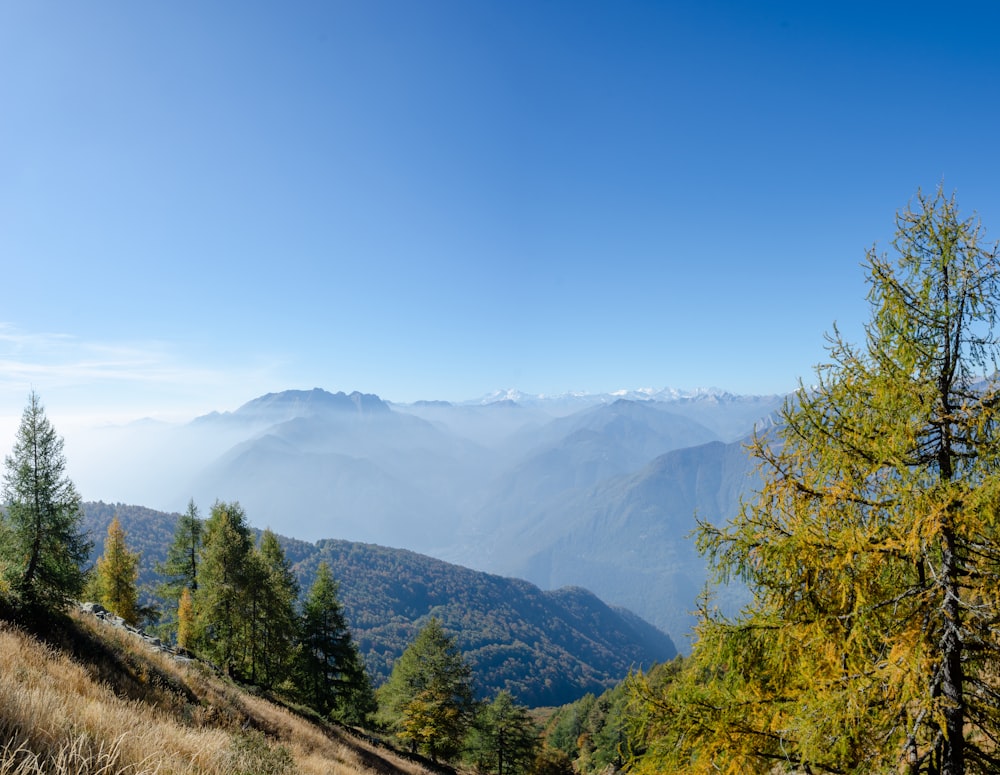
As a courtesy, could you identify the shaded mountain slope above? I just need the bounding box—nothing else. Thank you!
[483,437,760,642]
[191,437,456,549]
[459,400,721,544]
[300,539,676,707]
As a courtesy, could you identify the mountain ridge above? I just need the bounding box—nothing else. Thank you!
[69,386,788,647]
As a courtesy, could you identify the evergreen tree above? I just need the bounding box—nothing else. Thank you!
[91,516,140,625]
[336,653,377,726]
[254,529,299,690]
[0,392,90,611]
[296,561,374,723]
[239,549,269,684]
[546,693,596,761]
[154,499,203,643]
[237,533,300,687]
[468,691,539,775]
[544,680,638,775]
[194,500,254,675]
[377,617,474,761]
[587,686,631,773]
[156,499,202,600]
[632,189,1000,774]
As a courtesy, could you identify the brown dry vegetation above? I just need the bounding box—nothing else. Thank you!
[0,610,439,775]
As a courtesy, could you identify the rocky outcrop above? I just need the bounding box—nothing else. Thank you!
[78,602,193,663]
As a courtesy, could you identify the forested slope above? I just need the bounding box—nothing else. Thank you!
[83,502,676,707]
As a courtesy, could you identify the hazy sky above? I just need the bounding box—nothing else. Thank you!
[3,1,1000,433]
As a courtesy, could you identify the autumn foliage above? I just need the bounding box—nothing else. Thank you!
[631,189,1000,774]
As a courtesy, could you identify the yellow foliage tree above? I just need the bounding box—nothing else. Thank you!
[93,516,140,626]
[176,586,194,650]
[631,189,1000,775]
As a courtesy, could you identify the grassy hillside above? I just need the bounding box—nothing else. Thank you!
[0,607,437,775]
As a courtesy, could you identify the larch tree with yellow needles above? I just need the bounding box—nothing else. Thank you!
[92,516,140,626]
[631,189,1000,775]
[176,586,194,650]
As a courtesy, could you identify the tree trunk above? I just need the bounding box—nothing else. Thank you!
[939,525,965,775]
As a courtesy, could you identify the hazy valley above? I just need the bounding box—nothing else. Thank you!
[70,386,785,643]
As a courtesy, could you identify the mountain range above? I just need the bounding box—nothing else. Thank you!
[71,386,787,644]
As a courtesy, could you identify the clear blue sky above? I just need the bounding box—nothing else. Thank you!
[3,1,1000,430]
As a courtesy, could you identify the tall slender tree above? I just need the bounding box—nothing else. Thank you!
[0,392,90,612]
[156,499,203,599]
[631,189,1000,774]
[154,499,202,644]
[296,561,373,723]
[91,516,140,625]
[254,529,299,689]
[194,500,253,675]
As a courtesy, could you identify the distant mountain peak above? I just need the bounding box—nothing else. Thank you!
[466,386,783,410]
[194,388,391,425]
[476,388,532,405]
[239,388,390,416]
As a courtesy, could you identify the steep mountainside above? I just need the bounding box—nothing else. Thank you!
[458,400,720,549]
[483,437,760,641]
[83,502,676,708]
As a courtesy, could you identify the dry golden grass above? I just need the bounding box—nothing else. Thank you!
[0,612,437,775]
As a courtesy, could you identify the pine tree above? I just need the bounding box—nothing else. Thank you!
[156,499,202,600]
[632,188,1000,774]
[377,617,474,761]
[92,516,140,625]
[0,392,90,612]
[296,561,374,723]
[194,500,254,675]
[239,549,268,684]
[469,691,539,775]
[254,529,299,690]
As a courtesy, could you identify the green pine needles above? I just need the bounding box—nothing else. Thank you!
[0,392,91,614]
[376,617,475,761]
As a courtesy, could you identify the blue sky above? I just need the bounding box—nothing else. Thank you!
[3,1,1000,431]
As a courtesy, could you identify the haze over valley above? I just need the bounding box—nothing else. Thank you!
[68,385,784,642]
